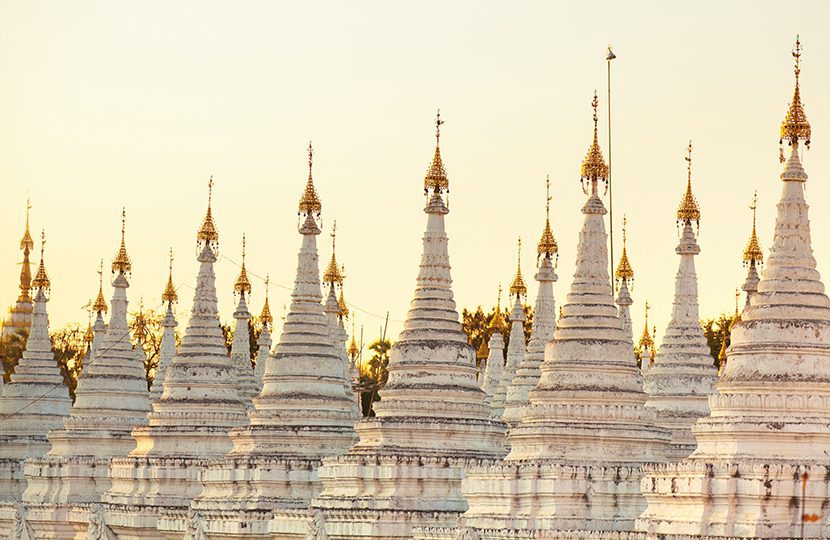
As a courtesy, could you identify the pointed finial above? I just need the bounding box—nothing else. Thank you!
[162,247,178,304]
[112,207,132,275]
[537,175,558,260]
[730,287,742,331]
[743,191,764,266]
[259,274,273,326]
[509,237,527,298]
[638,301,654,352]
[93,259,108,314]
[435,109,444,144]
[323,220,344,285]
[580,92,609,195]
[780,36,811,148]
[20,197,34,251]
[234,234,252,295]
[615,215,634,283]
[338,279,350,318]
[424,110,449,195]
[677,140,701,226]
[348,318,360,360]
[32,229,50,291]
[299,141,323,217]
[489,283,506,331]
[197,177,219,245]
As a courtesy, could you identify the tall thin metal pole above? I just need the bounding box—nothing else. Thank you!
[607,46,616,279]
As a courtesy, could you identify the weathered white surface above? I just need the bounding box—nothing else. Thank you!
[643,220,717,460]
[150,302,177,403]
[103,236,246,537]
[89,310,107,368]
[480,329,505,400]
[191,209,357,538]
[309,160,505,537]
[461,187,669,536]
[254,323,271,391]
[616,279,633,343]
[502,256,557,425]
[489,295,525,420]
[0,285,70,503]
[637,143,830,539]
[231,292,258,408]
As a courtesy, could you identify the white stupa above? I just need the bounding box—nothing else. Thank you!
[88,260,109,367]
[456,95,669,537]
[741,191,764,308]
[480,286,506,401]
[191,144,358,538]
[308,113,506,539]
[0,231,71,512]
[642,142,717,461]
[614,217,635,343]
[22,210,151,537]
[502,177,559,425]
[150,249,179,403]
[489,239,527,420]
[638,39,830,539]
[1,200,34,339]
[230,234,259,408]
[254,276,273,392]
[103,179,247,538]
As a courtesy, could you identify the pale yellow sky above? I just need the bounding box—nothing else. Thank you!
[1,1,829,348]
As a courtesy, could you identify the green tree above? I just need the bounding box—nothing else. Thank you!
[701,312,735,366]
[0,329,28,383]
[462,303,533,371]
[51,324,85,401]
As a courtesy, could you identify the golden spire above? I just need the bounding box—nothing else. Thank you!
[134,297,148,343]
[580,92,609,194]
[338,274,350,318]
[743,191,763,265]
[424,109,449,194]
[780,36,811,148]
[197,176,219,243]
[348,320,360,359]
[718,327,728,375]
[509,238,527,297]
[638,301,654,352]
[32,230,50,291]
[112,207,132,275]
[489,283,506,331]
[731,288,742,327]
[162,248,178,304]
[615,215,634,283]
[234,234,252,295]
[259,275,273,326]
[84,311,94,344]
[677,140,701,224]
[20,198,34,252]
[537,175,558,260]
[299,142,322,216]
[323,220,344,284]
[93,259,108,314]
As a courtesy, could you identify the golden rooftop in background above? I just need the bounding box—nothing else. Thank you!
[162,248,178,304]
[299,141,322,215]
[198,177,219,243]
[234,234,252,295]
[509,237,527,297]
[615,215,634,282]
[676,140,701,224]
[780,36,810,147]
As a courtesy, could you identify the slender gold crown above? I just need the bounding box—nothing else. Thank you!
[259,275,273,325]
[730,288,742,329]
[234,234,252,295]
[743,192,763,264]
[677,141,701,223]
[299,142,322,215]
[509,238,527,297]
[780,37,811,147]
[615,216,634,281]
[323,221,344,284]
[348,320,360,359]
[424,109,449,194]
[162,248,178,303]
[84,316,94,344]
[112,208,132,274]
[93,259,108,313]
[537,175,558,258]
[198,177,219,243]
[338,282,350,318]
[718,327,728,371]
[133,298,148,342]
[638,301,653,350]
[580,93,609,186]
[489,283,506,331]
[20,198,34,252]
[32,230,50,291]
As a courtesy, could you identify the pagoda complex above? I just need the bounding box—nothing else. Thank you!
[637,38,830,539]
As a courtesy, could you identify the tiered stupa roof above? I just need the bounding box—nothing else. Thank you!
[230,234,258,408]
[0,232,71,502]
[150,249,178,403]
[742,191,764,305]
[254,275,273,390]
[642,143,717,460]
[23,210,152,524]
[490,239,527,420]
[307,113,505,539]
[103,179,247,534]
[2,200,35,338]
[480,285,506,400]
[459,94,668,535]
[503,177,559,425]
[638,39,830,538]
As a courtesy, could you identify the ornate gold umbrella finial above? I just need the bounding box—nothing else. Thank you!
[93,259,108,314]
[537,175,559,264]
[197,176,220,248]
[638,301,654,353]
[299,141,322,217]
[580,92,609,195]
[489,283,506,332]
[20,197,34,252]
[780,36,810,156]
[615,215,634,288]
[424,109,449,195]
[509,237,527,299]
[32,230,50,292]
[112,207,132,275]
[162,247,178,304]
[323,220,344,285]
[677,140,701,230]
[259,275,273,326]
[234,234,252,296]
[743,192,764,266]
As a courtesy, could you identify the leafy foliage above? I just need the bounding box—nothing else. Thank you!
[701,312,736,366]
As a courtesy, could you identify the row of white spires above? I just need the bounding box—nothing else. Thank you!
[0,38,824,539]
